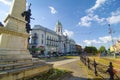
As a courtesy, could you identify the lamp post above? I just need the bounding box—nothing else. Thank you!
[108,24,116,58]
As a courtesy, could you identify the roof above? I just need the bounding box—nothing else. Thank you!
[32,25,57,35]
[55,20,62,27]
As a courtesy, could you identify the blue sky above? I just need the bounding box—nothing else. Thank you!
[0,0,120,49]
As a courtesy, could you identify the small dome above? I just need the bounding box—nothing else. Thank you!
[56,20,62,26]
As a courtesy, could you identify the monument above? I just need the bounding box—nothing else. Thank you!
[0,0,31,59]
[0,0,52,80]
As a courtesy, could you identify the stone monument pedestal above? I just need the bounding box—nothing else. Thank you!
[0,0,32,60]
[0,0,53,80]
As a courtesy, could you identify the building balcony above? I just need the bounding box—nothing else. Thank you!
[31,43,37,46]
[32,36,38,39]
[47,38,52,41]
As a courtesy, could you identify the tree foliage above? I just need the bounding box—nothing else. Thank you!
[98,46,106,53]
[84,46,98,54]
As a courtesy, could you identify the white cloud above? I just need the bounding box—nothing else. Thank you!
[26,2,29,8]
[111,9,120,16]
[88,0,106,13]
[83,39,101,46]
[0,9,8,23]
[0,0,12,6]
[78,0,107,27]
[78,15,92,27]
[78,14,105,27]
[63,30,74,38]
[93,15,105,23]
[107,9,120,24]
[83,35,118,46]
[49,6,57,14]
[0,0,12,20]
[83,40,91,45]
[99,36,112,43]
[107,15,120,24]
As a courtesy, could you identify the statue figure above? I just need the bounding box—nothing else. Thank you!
[22,3,33,33]
[26,23,31,33]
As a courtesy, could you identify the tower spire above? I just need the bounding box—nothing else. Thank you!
[55,20,63,35]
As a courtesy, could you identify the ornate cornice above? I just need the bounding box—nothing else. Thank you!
[0,27,29,38]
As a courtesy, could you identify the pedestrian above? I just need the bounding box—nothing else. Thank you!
[106,62,115,80]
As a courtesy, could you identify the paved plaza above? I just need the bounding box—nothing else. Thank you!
[48,57,88,80]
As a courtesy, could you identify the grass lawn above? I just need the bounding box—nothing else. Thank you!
[78,60,103,80]
[89,56,120,69]
[88,56,120,79]
[26,68,71,80]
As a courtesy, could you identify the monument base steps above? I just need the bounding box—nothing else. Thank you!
[0,58,53,80]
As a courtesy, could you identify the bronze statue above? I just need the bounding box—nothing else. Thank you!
[22,3,33,33]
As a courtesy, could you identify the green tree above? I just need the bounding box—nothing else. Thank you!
[84,46,97,55]
[98,46,106,53]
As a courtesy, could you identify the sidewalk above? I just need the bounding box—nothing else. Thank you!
[48,58,88,80]
[47,58,79,67]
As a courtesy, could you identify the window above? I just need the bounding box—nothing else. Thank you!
[41,39,44,44]
[47,36,49,39]
[42,34,44,38]
[58,27,60,32]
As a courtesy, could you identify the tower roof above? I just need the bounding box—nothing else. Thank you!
[56,20,62,27]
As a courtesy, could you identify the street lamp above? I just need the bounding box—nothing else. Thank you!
[108,24,116,58]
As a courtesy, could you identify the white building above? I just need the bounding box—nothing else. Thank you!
[30,21,76,55]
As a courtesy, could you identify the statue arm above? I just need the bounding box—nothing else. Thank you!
[21,11,26,17]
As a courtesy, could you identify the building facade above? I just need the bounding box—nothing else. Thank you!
[30,21,76,55]
[110,40,120,52]
[75,44,82,54]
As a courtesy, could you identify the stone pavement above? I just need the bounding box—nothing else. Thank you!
[47,57,88,80]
